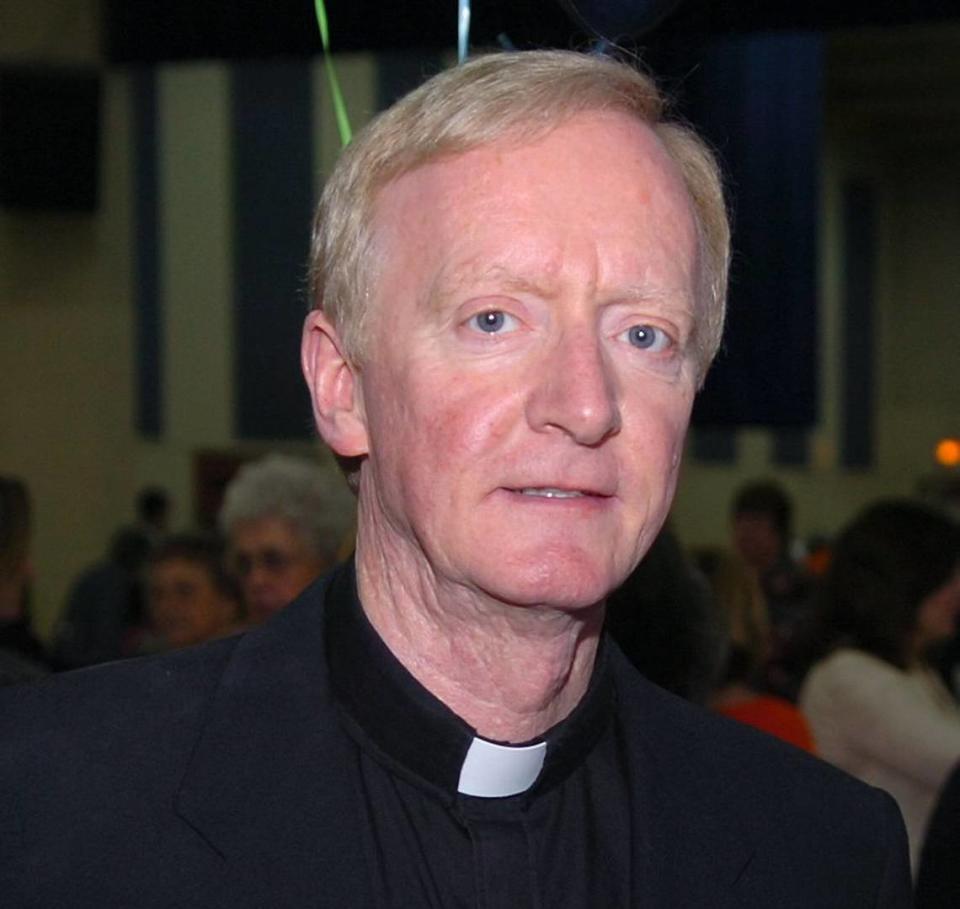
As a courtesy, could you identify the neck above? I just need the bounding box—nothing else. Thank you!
[354,523,603,744]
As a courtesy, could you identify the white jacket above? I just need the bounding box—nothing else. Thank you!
[801,648,960,870]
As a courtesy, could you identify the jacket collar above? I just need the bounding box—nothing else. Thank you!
[614,658,760,905]
[173,572,364,878]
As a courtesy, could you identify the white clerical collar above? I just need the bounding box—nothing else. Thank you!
[457,736,548,798]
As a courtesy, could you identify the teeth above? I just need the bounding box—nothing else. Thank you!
[520,488,584,499]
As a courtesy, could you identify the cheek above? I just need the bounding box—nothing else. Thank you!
[628,388,692,470]
[373,364,521,477]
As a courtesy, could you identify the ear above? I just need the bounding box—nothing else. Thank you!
[301,310,369,458]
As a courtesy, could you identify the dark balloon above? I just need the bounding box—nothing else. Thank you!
[558,0,683,40]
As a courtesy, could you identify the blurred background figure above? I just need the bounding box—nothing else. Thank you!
[916,760,960,908]
[219,454,353,625]
[799,499,960,871]
[52,527,151,669]
[705,551,814,751]
[606,524,726,706]
[145,534,241,651]
[0,475,49,685]
[731,479,812,698]
[134,486,171,550]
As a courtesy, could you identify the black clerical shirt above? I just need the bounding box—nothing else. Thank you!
[325,561,635,908]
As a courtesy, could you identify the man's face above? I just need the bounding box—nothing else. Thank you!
[732,513,783,573]
[348,110,702,609]
[228,516,327,623]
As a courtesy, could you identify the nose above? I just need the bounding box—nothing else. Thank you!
[525,329,621,446]
[244,562,273,596]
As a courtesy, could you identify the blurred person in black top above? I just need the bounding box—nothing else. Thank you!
[0,475,48,684]
[731,479,813,698]
[916,760,960,908]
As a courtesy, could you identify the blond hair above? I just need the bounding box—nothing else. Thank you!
[709,551,771,671]
[308,50,729,382]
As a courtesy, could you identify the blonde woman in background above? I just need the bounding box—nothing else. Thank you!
[706,550,814,751]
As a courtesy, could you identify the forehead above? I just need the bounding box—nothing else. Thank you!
[230,515,305,551]
[368,110,700,307]
[150,557,210,583]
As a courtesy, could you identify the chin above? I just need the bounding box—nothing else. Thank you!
[475,551,621,611]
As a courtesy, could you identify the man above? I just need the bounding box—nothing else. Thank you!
[51,527,151,668]
[0,52,909,906]
[218,453,353,623]
[135,485,172,549]
[731,480,810,619]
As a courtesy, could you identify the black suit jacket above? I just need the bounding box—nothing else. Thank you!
[0,574,911,907]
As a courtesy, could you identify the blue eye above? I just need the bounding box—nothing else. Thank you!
[626,324,670,352]
[470,310,517,334]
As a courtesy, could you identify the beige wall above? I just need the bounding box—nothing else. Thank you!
[0,59,136,638]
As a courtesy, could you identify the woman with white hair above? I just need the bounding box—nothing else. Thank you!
[219,454,353,624]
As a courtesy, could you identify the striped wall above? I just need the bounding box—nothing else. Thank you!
[131,52,421,447]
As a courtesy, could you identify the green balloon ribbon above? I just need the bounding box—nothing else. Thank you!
[314,0,353,147]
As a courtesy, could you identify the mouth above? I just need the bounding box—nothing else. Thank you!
[506,486,613,502]
[519,487,587,499]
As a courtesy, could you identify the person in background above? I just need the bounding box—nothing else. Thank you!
[915,760,960,908]
[707,551,814,752]
[145,534,242,652]
[606,524,725,705]
[135,486,171,550]
[218,454,353,624]
[730,479,812,698]
[0,475,49,685]
[51,527,150,668]
[800,499,960,871]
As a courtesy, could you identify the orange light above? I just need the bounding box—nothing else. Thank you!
[935,438,960,468]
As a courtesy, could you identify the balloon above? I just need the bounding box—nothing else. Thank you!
[558,0,683,41]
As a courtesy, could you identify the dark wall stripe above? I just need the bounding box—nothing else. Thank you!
[840,181,876,468]
[772,428,810,466]
[690,33,822,428]
[132,68,162,437]
[232,61,315,439]
[376,50,444,111]
[691,428,737,464]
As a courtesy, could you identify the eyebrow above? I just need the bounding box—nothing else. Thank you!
[618,284,698,317]
[427,262,556,309]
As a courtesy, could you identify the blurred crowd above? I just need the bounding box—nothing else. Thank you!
[1,467,958,900]
[0,455,355,680]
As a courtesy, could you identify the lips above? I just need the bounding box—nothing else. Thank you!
[506,485,614,500]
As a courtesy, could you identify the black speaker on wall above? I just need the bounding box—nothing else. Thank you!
[0,65,101,212]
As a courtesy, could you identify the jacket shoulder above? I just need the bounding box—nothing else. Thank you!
[0,637,239,816]
[609,648,912,907]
